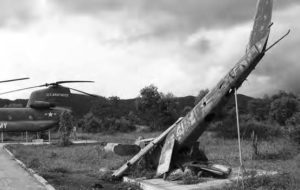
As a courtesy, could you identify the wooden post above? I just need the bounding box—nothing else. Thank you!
[26,131,28,142]
[1,132,3,143]
[48,130,51,143]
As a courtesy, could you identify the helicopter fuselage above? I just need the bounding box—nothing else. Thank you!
[0,107,64,132]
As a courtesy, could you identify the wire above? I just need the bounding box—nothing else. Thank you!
[235,88,245,189]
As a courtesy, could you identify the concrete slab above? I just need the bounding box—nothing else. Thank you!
[124,168,278,190]
[0,144,46,190]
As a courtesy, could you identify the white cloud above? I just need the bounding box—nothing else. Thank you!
[0,1,298,101]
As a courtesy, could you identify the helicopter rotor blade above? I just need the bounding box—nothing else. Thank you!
[0,80,96,96]
[0,84,45,95]
[53,81,94,85]
[64,86,98,97]
[0,77,29,84]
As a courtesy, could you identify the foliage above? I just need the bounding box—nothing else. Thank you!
[58,111,74,146]
[3,103,24,108]
[80,112,136,133]
[286,112,300,126]
[212,91,300,139]
[194,88,209,105]
[269,91,299,125]
[79,96,138,133]
[213,110,282,139]
[181,106,192,116]
[108,96,120,107]
[135,84,178,130]
[290,125,300,144]
[247,98,270,121]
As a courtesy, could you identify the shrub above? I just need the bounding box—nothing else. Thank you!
[27,158,41,169]
[290,125,300,144]
[214,119,282,139]
[58,111,74,146]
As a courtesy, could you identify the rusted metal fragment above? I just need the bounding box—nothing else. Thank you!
[104,143,140,156]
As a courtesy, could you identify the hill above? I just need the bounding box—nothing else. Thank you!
[0,94,254,118]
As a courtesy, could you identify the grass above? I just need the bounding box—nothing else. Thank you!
[199,132,300,189]
[5,131,300,190]
[5,131,158,190]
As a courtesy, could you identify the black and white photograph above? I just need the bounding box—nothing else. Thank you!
[0,0,299,189]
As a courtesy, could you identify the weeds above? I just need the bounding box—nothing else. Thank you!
[27,158,41,169]
[4,132,300,190]
[49,167,70,174]
[220,173,298,190]
[180,173,206,185]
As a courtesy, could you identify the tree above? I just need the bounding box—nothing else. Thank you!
[137,84,161,112]
[136,84,161,129]
[159,92,179,127]
[136,85,178,130]
[194,89,209,105]
[59,111,74,146]
[247,98,270,121]
[108,96,120,107]
[269,91,299,125]
[286,112,300,126]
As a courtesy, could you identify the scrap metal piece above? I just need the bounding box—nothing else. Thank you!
[185,162,231,178]
[104,143,141,156]
[113,0,288,179]
[156,137,175,177]
[112,117,183,178]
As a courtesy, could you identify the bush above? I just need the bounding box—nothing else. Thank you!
[81,113,136,133]
[213,119,282,139]
[58,111,74,146]
[290,125,300,144]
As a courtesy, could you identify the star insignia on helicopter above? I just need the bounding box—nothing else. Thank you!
[45,112,57,117]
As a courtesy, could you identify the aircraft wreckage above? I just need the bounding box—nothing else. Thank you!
[112,0,289,179]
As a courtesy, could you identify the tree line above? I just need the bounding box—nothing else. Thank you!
[78,84,299,143]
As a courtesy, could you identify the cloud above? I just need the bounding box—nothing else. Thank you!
[238,3,300,96]
[0,0,299,100]
[52,0,299,40]
[0,0,40,28]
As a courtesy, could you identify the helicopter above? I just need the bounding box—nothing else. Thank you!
[0,80,96,134]
[113,0,290,178]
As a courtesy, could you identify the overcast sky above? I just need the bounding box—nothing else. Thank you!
[0,0,299,100]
